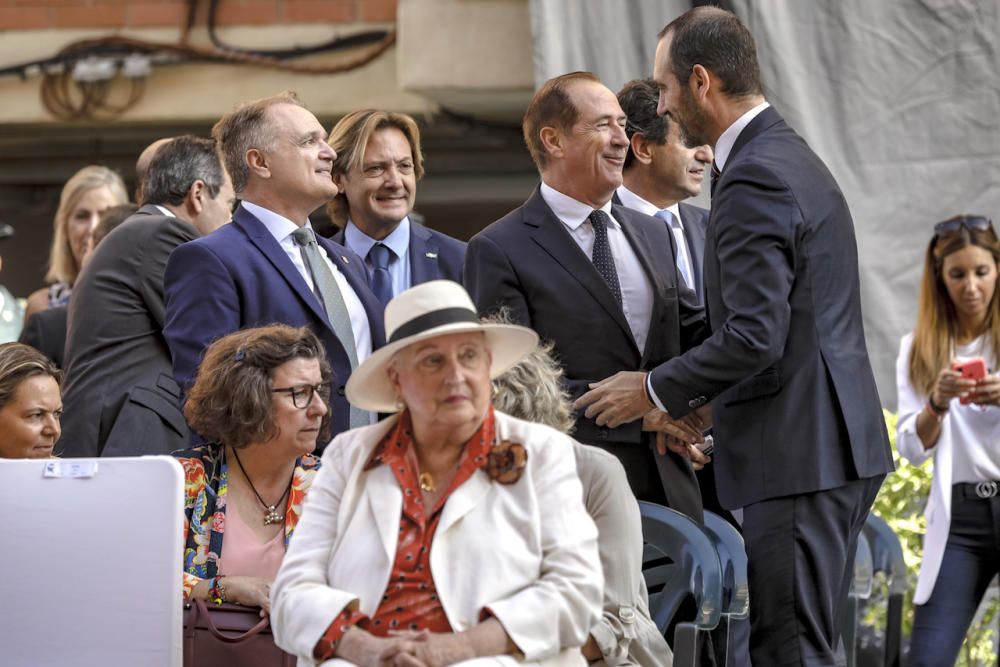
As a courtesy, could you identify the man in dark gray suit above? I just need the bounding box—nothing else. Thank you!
[464,72,708,521]
[615,78,712,306]
[578,8,893,665]
[59,136,235,457]
[327,109,465,305]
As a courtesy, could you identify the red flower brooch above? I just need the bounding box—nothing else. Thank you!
[486,440,527,484]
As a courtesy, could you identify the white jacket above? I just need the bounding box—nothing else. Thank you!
[271,411,603,666]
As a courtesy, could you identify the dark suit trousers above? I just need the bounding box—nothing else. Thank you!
[741,474,883,666]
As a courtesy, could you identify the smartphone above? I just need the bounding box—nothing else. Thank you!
[952,357,988,404]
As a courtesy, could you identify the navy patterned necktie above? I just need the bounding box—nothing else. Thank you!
[368,242,393,306]
[710,160,721,197]
[588,209,622,306]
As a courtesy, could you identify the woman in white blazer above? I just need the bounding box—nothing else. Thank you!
[895,215,1000,667]
[271,281,603,667]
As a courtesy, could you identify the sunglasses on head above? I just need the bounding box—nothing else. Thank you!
[934,215,993,236]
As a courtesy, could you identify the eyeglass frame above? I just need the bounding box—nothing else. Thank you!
[933,215,993,237]
[271,382,331,409]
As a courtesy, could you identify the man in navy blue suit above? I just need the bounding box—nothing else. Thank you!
[164,92,385,446]
[327,109,465,304]
[578,8,893,665]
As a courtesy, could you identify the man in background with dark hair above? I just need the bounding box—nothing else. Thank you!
[464,72,709,522]
[615,78,712,306]
[59,136,235,458]
[578,7,893,665]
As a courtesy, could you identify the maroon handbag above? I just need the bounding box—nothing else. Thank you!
[183,599,296,667]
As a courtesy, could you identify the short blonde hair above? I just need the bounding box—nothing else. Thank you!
[326,109,425,227]
[486,309,575,434]
[45,165,128,284]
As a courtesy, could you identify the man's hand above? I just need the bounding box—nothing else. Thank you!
[642,409,704,444]
[656,433,712,471]
[575,371,653,428]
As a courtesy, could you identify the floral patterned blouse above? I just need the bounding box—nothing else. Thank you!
[175,445,321,598]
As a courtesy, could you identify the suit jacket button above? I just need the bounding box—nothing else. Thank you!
[688,399,698,408]
[597,429,608,440]
[337,386,346,396]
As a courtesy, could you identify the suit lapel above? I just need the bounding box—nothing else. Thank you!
[408,223,440,285]
[725,106,783,169]
[234,207,332,329]
[678,203,707,297]
[436,470,491,537]
[524,190,635,344]
[365,464,403,562]
[613,204,668,365]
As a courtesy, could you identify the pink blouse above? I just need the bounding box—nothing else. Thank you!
[217,502,285,579]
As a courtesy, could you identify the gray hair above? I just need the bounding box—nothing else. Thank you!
[486,309,575,434]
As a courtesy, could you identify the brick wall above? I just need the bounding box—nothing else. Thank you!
[0,0,397,31]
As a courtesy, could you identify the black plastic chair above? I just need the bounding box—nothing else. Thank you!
[842,531,874,667]
[639,501,724,666]
[702,510,750,666]
[863,513,907,667]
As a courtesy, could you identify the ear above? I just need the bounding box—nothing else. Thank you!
[185,179,207,217]
[246,148,270,179]
[689,64,712,103]
[333,172,346,191]
[630,133,654,165]
[386,364,402,397]
[538,126,564,161]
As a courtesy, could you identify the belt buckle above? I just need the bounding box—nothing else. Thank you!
[974,481,998,498]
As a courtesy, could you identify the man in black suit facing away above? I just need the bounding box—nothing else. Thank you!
[328,109,465,305]
[577,8,893,666]
[59,136,235,458]
[464,72,709,520]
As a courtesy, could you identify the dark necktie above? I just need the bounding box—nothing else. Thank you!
[588,209,622,306]
[710,160,721,198]
[290,227,367,428]
[368,242,393,306]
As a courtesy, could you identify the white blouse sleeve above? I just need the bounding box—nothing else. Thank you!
[895,333,934,466]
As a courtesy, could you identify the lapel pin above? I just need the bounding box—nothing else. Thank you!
[341,255,349,264]
[425,252,438,258]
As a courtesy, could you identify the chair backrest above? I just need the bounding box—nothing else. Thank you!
[852,532,874,599]
[639,501,723,632]
[863,513,907,595]
[702,510,749,619]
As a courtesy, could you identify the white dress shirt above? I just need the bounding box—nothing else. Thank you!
[342,217,412,299]
[714,101,771,170]
[540,182,654,354]
[616,185,695,291]
[241,201,373,364]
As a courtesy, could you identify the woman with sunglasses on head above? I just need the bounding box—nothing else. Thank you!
[175,324,329,612]
[896,214,1000,666]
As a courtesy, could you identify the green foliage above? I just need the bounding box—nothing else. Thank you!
[864,409,999,666]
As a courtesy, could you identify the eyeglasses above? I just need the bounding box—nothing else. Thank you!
[934,216,993,236]
[272,382,330,409]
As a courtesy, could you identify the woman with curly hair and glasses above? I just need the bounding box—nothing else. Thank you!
[176,324,330,613]
[896,214,1000,666]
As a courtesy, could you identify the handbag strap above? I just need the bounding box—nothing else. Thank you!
[194,598,271,644]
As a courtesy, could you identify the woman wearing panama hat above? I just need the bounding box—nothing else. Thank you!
[271,280,602,667]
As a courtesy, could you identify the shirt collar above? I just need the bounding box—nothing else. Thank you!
[241,200,313,244]
[154,205,175,218]
[615,185,683,229]
[714,100,770,171]
[540,182,617,231]
[344,217,411,260]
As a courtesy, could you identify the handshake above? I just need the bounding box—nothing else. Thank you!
[574,370,713,470]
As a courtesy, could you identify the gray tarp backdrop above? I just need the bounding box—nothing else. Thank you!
[529,0,1000,407]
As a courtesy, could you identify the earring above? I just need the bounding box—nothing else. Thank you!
[394,398,405,411]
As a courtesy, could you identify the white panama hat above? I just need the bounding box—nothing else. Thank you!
[345,280,539,413]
